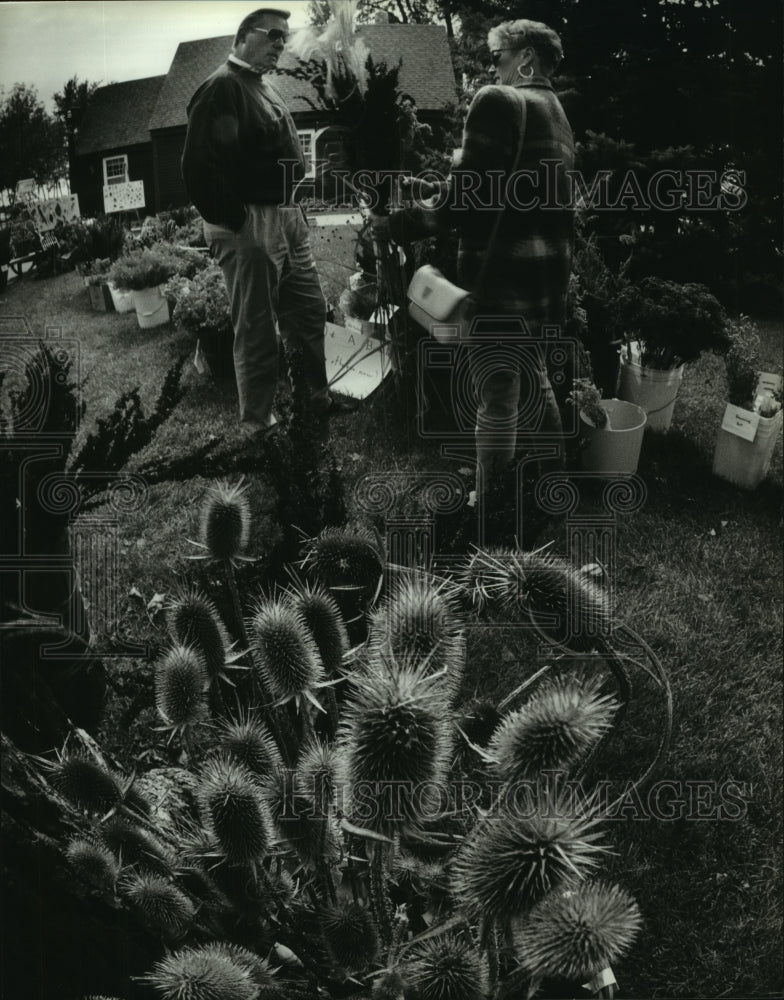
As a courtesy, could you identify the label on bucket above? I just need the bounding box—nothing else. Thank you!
[721,403,760,441]
[757,372,783,395]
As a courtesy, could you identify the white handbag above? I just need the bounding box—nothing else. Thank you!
[406,89,528,343]
[407,264,473,344]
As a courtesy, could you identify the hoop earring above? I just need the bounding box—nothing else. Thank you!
[517,63,534,79]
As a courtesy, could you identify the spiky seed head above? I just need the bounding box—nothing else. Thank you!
[65,838,119,893]
[369,575,466,696]
[188,942,274,987]
[298,739,337,814]
[457,545,518,611]
[488,673,619,781]
[339,660,451,832]
[405,934,489,1000]
[320,900,379,971]
[372,971,406,1000]
[123,874,194,936]
[198,757,272,863]
[122,782,152,816]
[100,817,173,875]
[500,551,611,648]
[302,526,383,591]
[287,582,348,676]
[50,755,123,815]
[144,948,258,1000]
[217,714,281,779]
[250,598,324,702]
[167,587,232,680]
[154,644,208,731]
[200,478,251,563]
[451,795,609,930]
[515,882,642,981]
[261,764,338,863]
[392,852,445,899]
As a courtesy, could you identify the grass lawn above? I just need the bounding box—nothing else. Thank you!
[2,225,782,999]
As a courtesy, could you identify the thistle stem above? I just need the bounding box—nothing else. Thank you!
[369,843,394,948]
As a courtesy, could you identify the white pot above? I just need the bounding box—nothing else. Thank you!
[619,347,684,431]
[713,405,783,490]
[108,281,135,313]
[132,284,170,329]
[579,399,647,474]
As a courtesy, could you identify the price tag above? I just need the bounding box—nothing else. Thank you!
[757,372,783,395]
[582,967,617,992]
[720,403,760,442]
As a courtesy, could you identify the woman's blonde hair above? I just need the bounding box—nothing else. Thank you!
[488,19,564,76]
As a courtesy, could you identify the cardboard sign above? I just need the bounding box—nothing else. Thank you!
[757,371,783,395]
[103,180,145,214]
[720,402,760,441]
[15,178,36,198]
[30,194,81,231]
[324,320,391,399]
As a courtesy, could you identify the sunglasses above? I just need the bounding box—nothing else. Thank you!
[250,26,289,43]
[490,48,516,66]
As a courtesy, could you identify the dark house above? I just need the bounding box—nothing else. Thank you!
[72,24,457,216]
[72,76,166,217]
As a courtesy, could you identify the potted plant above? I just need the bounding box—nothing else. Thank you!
[612,276,730,430]
[713,315,783,489]
[83,257,114,312]
[568,378,647,473]
[163,263,234,376]
[108,246,180,328]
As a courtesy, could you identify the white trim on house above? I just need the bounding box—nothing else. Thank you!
[297,129,317,179]
[103,154,129,186]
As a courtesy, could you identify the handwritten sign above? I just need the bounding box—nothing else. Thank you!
[103,181,145,214]
[324,320,391,399]
[720,402,760,442]
[30,195,81,231]
[757,372,783,395]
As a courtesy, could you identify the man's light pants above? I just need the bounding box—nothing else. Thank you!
[204,204,329,428]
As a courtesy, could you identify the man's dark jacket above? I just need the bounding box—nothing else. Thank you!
[182,60,306,232]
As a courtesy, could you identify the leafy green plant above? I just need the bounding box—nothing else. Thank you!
[109,244,207,292]
[724,314,762,410]
[612,276,730,369]
[568,377,609,429]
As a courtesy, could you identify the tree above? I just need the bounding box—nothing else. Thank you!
[53,75,101,190]
[0,84,65,198]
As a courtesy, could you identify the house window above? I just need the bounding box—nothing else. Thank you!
[103,155,128,186]
[297,130,316,179]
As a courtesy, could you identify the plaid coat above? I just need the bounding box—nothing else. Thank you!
[394,78,574,343]
[448,78,574,331]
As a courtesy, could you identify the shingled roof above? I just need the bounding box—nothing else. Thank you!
[147,23,457,133]
[75,76,166,155]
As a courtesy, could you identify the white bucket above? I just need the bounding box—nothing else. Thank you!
[580,398,647,474]
[132,284,170,329]
[712,407,783,489]
[619,352,684,431]
[108,281,135,313]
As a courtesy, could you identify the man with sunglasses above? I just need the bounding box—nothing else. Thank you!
[182,8,354,440]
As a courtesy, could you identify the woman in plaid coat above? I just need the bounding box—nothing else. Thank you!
[387,19,575,499]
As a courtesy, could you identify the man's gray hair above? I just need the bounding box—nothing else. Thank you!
[488,19,564,76]
[234,7,291,46]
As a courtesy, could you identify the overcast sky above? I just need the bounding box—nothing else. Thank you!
[0,1,311,111]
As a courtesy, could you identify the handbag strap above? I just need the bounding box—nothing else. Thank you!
[472,87,528,306]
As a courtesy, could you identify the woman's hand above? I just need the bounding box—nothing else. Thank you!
[400,176,441,201]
